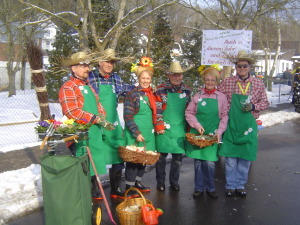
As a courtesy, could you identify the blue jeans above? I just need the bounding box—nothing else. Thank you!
[194,159,215,192]
[156,153,182,186]
[225,157,251,189]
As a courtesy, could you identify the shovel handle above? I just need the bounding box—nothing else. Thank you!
[40,136,50,149]
[62,135,79,142]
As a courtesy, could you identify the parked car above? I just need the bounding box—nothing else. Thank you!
[273,73,289,85]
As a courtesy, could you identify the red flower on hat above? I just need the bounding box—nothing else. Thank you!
[139,57,153,67]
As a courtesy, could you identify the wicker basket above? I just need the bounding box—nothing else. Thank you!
[186,133,217,148]
[116,188,152,225]
[118,146,160,165]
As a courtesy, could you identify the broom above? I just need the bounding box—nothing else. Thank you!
[27,40,51,121]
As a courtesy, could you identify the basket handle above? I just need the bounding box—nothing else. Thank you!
[134,141,147,151]
[124,187,147,205]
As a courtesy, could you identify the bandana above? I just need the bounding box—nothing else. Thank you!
[204,88,216,95]
[141,87,157,124]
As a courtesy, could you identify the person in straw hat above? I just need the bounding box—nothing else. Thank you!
[155,61,193,192]
[88,48,135,199]
[123,57,165,195]
[59,51,114,199]
[185,66,228,199]
[218,50,269,198]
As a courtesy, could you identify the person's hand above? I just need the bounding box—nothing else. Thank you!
[197,126,205,135]
[103,121,115,131]
[242,103,253,112]
[214,133,221,143]
[157,130,165,135]
[98,113,106,123]
[136,134,145,142]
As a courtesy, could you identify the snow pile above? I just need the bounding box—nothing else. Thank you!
[0,164,42,223]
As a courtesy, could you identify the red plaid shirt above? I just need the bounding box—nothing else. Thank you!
[59,76,106,123]
[218,75,269,119]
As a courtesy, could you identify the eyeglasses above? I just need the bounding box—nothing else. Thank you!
[237,64,249,69]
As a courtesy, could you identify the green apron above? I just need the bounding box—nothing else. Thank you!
[156,92,187,153]
[218,93,258,161]
[99,83,124,164]
[75,85,107,175]
[186,97,219,161]
[124,96,155,151]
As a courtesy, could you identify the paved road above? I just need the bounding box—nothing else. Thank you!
[6,103,300,225]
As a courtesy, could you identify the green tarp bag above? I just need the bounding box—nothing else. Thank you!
[41,153,92,225]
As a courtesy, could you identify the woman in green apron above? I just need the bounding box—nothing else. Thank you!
[123,59,165,193]
[186,67,228,199]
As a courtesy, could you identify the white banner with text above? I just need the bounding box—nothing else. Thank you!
[201,30,252,66]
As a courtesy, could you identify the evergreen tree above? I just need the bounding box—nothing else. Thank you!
[89,0,116,49]
[46,23,79,101]
[181,25,203,92]
[151,10,174,84]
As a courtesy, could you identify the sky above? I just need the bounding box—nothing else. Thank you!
[0,83,300,225]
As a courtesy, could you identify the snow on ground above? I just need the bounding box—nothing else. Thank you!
[0,83,299,224]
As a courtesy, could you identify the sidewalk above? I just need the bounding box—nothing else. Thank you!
[8,117,300,225]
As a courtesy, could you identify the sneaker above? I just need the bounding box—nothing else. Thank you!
[170,184,180,191]
[206,191,218,199]
[193,191,203,198]
[236,189,247,197]
[157,184,165,191]
[226,189,235,197]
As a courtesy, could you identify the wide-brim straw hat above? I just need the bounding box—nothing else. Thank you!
[201,67,220,81]
[91,48,122,63]
[61,52,91,67]
[233,50,255,64]
[168,61,194,73]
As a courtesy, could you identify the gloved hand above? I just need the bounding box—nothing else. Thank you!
[102,121,115,130]
[242,103,253,112]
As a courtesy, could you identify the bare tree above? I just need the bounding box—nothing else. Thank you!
[19,0,179,53]
[179,0,291,77]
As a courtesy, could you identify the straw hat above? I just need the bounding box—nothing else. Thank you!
[168,61,194,73]
[201,67,220,81]
[233,50,255,64]
[92,48,121,63]
[61,52,91,67]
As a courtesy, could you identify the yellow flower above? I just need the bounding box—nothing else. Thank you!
[211,64,222,71]
[131,63,138,73]
[198,65,206,73]
[63,119,75,125]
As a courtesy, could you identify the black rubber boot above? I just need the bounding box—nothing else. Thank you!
[109,168,125,199]
[91,175,102,200]
[135,180,151,192]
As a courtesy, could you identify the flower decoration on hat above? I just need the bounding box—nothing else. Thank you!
[198,64,222,74]
[140,57,153,67]
[131,57,154,73]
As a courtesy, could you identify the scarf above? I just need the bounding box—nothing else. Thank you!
[141,87,157,124]
[204,87,216,95]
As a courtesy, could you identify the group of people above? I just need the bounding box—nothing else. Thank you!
[292,68,300,113]
[58,49,269,201]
